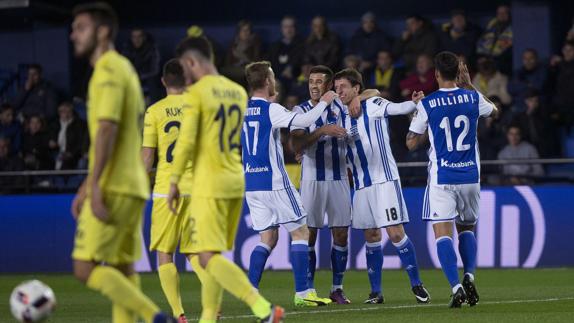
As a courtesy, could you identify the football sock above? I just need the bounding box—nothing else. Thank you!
[331,244,348,290]
[158,263,184,317]
[436,236,460,288]
[86,266,159,323]
[308,246,317,290]
[112,273,139,323]
[392,235,422,287]
[204,254,271,319]
[458,231,477,276]
[248,243,271,288]
[291,240,310,294]
[190,256,222,322]
[365,241,383,294]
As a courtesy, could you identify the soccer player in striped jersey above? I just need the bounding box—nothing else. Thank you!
[406,52,497,308]
[335,68,430,304]
[243,61,335,307]
[289,65,378,304]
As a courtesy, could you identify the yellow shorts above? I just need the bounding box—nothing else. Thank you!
[150,196,193,253]
[180,197,242,254]
[72,194,146,265]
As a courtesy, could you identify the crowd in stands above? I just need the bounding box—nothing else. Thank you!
[1,4,574,187]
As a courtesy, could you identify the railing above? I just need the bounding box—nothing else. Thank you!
[0,158,573,193]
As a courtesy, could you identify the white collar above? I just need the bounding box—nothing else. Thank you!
[439,87,460,91]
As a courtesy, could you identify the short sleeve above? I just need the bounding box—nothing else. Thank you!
[93,63,125,122]
[289,105,307,132]
[478,92,495,117]
[142,108,158,148]
[408,101,428,134]
[270,103,297,129]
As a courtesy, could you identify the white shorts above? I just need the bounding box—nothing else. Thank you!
[352,180,409,229]
[245,187,307,232]
[422,183,480,225]
[300,179,352,228]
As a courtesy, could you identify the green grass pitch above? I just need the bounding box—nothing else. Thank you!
[1,268,573,322]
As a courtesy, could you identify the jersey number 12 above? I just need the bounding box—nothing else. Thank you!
[439,115,470,152]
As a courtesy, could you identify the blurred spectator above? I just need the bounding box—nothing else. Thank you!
[507,49,548,112]
[497,125,544,184]
[439,10,481,62]
[348,12,393,72]
[123,28,161,103]
[187,25,224,67]
[513,90,560,158]
[224,20,262,85]
[305,16,341,70]
[48,102,88,170]
[472,57,512,105]
[0,137,25,191]
[365,50,404,100]
[282,94,300,110]
[476,5,513,75]
[268,16,305,91]
[12,64,58,121]
[291,63,313,100]
[549,40,574,128]
[399,54,437,99]
[0,103,22,155]
[343,54,361,70]
[393,14,439,72]
[22,116,53,170]
[478,96,513,160]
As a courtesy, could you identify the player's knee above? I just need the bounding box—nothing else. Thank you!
[386,225,405,243]
[290,224,309,241]
[73,266,91,284]
[308,228,318,246]
[332,228,348,246]
[198,253,214,269]
[364,229,382,242]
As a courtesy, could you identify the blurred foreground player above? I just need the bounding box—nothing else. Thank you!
[407,52,497,307]
[167,37,284,323]
[69,2,175,322]
[141,59,193,322]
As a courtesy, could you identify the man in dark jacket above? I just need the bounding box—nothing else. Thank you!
[49,102,87,170]
[508,49,548,112]
[393,14,439,72]
[267,16,305,93]
[439,10,481,62]
[348,12,393,72]
[12,64,59,121]
[0,103,22,155]
[123,28,161,102]
[305,16,341,70]
[550,40,574,127]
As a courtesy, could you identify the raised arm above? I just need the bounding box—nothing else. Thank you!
[406,102,429,151]
[457,61,498,118]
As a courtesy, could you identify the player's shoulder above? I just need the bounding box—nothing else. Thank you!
[95,50,132,77]
[294,100,312,113]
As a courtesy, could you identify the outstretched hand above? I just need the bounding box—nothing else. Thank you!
[411,91,424,104]
[456,61,472,88]
[320,91,338,104]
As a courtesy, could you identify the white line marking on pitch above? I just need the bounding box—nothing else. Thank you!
[189,296,574,321]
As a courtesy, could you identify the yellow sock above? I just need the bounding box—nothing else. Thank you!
[190,256,222,321]
[112,274,140,323]
[158,263,184,317]
[204,254,271,318]
[87,266,159,323]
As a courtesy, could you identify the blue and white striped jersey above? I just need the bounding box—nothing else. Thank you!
[343,97,416,190]
[291,99,347,181]
[409,87,494,185]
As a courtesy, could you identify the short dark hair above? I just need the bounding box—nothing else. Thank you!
[309,65,334,85]
[175,36,214,62]
[162,59,186,88]
[1,103,14,113]
[245,61,272,91]
[451,9,466,17]
[434,51,459,81]
[28,64,43,74]
[72,2,119,40]
[333,68,364,91]
[523,48,538,57]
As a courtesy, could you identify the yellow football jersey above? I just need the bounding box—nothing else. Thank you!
[87,50,149,199]
[171,75,247,198]
[143,94,193,195]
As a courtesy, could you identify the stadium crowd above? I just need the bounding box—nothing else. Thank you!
[1,4,574,188]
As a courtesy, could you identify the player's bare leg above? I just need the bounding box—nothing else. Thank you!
[363,229,385,304]
[157,252,187,322]
[386,224,429,303]
[433,222,466,308]
[456,223,479,306]
[329,227,351,304]
[248,229,278,288]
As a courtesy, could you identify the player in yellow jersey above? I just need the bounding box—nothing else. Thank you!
[142,59,193,323]
[167,36,284,323]
[69,3,175,323]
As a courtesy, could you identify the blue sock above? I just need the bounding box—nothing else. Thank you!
[365,241,383,294]
[436,236,460,288]
[458,231,477,276]
[393,235,422,287]
[291,240,310,293]
[331,244,348,288]
[308,247,316,289]
[248,243,271,288]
